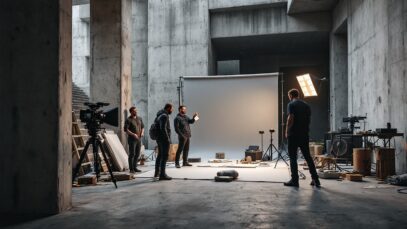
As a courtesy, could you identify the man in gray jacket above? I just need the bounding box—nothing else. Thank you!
[174,105,198,168]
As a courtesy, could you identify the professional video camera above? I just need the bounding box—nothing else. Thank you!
[79,102,119,133]
[73,102,119,188]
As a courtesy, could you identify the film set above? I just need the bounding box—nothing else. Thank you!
[2,0,407,228]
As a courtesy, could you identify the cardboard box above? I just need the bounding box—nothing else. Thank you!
[155,144,179,162]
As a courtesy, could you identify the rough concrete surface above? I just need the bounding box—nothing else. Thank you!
[0,0,72,215]
[331,0,407,173]
[4,177,407,229]
[90,0,132,143]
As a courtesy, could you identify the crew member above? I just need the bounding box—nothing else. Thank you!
[174,105,198,168]
[284,89,320,187]
[155,103,173,180]
[124,106,144,173]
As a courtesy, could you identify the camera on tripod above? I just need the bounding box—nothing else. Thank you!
[73,102,120,188]
[79,102,119,133]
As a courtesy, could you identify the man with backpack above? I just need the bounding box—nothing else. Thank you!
[152,103,173,180]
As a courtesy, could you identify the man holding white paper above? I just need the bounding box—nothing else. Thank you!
[174,105,198,168]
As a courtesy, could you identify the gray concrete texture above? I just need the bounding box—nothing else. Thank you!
[132,0,149,146]
[209,0,287,12]
[146,0,210,146]
[331,0,407,173]
[210,7,331,38]
[90,0,132,143]
[288,0,338,14]
[7,178,407,228]
[72,4,90,96]
[0,0,72,215]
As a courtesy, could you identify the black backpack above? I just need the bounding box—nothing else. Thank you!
[149,115,161,140]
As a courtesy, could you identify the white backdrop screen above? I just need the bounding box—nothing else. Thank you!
[182,74,279,159]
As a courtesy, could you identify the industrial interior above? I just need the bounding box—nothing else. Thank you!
[1,0,407,228]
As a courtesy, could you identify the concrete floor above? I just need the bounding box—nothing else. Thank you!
[4,174,407,229]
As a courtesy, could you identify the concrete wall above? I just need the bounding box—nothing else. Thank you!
[211,7,331,38]
[72,4,90,96]
[147,0,210,146]
[332,0,407,173]
[209,0,286,11]
[132,0,149,145]
[330,32,348,131]
[90,0,132,143]
[0,0,72,216]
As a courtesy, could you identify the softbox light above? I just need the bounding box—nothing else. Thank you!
[296,74,317,97]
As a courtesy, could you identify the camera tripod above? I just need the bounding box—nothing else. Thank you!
[72,130,117,188]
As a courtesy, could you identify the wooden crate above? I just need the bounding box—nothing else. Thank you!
[346,173,363,182]
[245,151,262,161]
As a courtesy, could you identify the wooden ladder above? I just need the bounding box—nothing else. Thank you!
[72,111,92,175]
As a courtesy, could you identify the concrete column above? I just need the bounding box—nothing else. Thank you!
[132,0,149,146]
[0,0,72,217]
[90,0,132,143]
[330,33,348,131]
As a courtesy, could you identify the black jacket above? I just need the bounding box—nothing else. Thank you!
[174,113,195,139]
[156,109,171,143]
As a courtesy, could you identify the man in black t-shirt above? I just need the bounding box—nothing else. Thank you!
[284,89,320,187]
[124,106,144,173]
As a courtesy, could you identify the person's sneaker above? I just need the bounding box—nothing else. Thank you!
[175,164,181,168]
[183,163,193,166]
[159,175,172,181]
[134,168,142,173]
[283,180,299,187]
[310,178,321,187]
[129,170,135,174]
[154,169,159,178]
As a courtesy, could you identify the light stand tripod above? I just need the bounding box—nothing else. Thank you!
[72,128,118,188]
[262,129,280,161]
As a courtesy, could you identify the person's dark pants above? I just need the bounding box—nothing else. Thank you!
[155,140,170,176]
[128,139,141,171]
[175,137,190,165]
[288,135,318,183]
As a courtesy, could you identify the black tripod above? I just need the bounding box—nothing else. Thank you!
[72,128,117,188]
[262,130,281,162]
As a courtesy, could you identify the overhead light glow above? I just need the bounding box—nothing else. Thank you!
[296,74,317,97]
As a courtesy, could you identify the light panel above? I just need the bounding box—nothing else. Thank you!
[296,74,317,97]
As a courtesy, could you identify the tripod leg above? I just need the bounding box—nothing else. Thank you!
[273,144,289,168]
[262,144,272,161]
[99,140,118,188]
[93,139,101,179]
[72,139,91,182]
